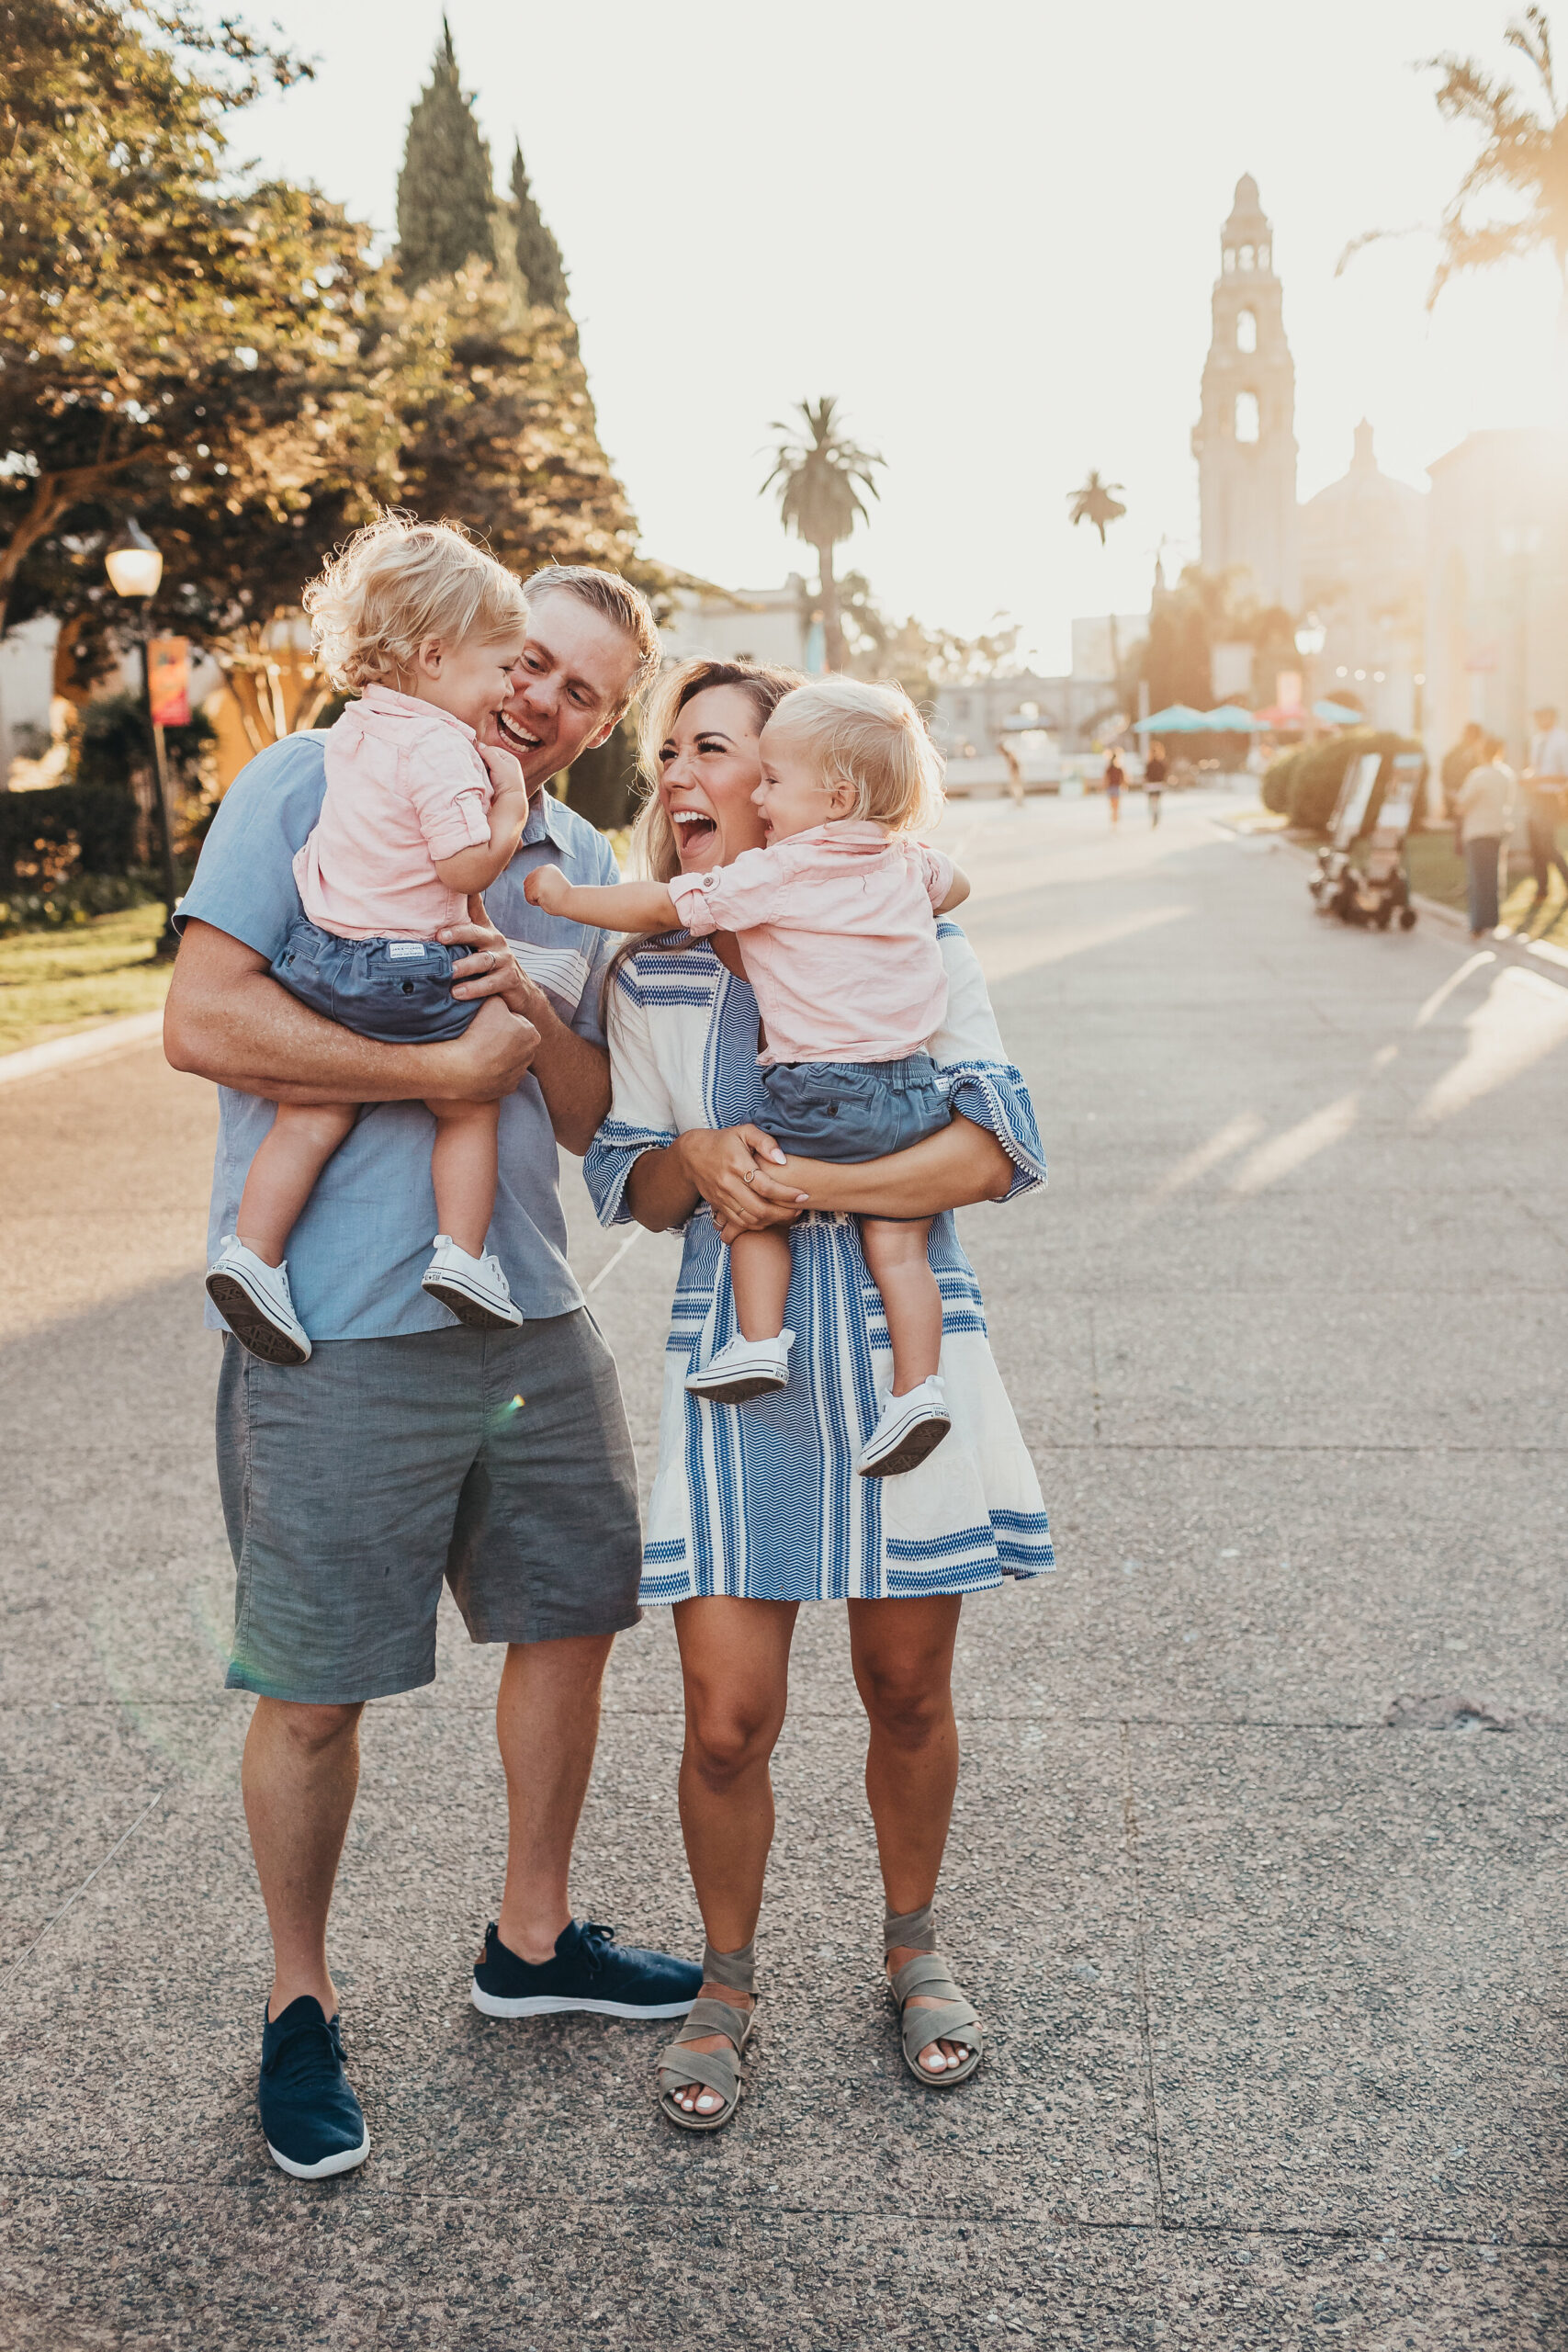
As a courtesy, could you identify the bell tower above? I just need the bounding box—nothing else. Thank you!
[1192,175,1300,610]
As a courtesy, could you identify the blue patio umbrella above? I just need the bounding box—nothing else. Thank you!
[1314,699,1366,726]
[1134,704,1210,732]
[1203,705,1269,730]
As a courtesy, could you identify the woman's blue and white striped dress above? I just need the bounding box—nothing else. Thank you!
[583,922,1054,1606]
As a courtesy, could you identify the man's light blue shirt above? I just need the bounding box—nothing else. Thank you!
[177,731,622,1339]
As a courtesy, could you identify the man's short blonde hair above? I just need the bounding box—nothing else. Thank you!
[303,514,531,695]
[763,676,945,834]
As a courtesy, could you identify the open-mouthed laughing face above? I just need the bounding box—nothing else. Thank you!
[655,685,772,873]
[491,590,640,791]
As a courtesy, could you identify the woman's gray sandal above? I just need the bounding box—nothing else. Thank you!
[656,1939,755,2132]
[886,1901,983,2087]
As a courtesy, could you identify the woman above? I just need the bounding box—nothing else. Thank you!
[1453,734,1517,941]
[1103,748,1124,825]
[583,659,1052,2131]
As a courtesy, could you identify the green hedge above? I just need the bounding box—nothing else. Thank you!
[0,782,139,882]
[1260,730,1424,833]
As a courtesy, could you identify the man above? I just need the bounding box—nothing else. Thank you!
[164,566,699,2181]
[1521,702,1568,931]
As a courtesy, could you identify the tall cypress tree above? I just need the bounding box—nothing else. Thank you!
[508,138,570,313]
[396,20,495,290]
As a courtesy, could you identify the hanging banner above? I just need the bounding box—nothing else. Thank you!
[148,636,191,727]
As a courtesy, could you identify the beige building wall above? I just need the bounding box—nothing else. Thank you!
[1426,429,1568,768]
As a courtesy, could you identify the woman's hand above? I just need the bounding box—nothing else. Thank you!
[437,896,545,1018]
[675,1125,808,1230]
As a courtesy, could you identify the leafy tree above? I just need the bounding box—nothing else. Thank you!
[1066,470,1128,544]
[1342,6,1568,309]
[762,397,883,672]
[0,0,369,638]
[508,139,570,316]
[395,19,496,292]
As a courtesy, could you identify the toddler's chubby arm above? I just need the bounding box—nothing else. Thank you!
[937,865,971,913]
[432,743,531,896]
[525,867,681,933]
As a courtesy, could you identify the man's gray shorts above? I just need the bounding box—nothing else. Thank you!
[216,1310,641,1704]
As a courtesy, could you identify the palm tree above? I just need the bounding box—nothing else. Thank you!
[1341,7,1568,311]
[762,397,883,672]
[1066,470,1128,545]
[1068,470,1130,698]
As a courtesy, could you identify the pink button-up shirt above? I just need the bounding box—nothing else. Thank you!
[293,684,494,941]
[666,821,954,1065]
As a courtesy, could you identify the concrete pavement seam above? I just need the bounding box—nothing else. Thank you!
[1117,1722,1168,2233]
[1,1789,166,1985]
[0,2174,1543,2252]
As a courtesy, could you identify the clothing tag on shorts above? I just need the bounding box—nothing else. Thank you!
[388,943,429,959]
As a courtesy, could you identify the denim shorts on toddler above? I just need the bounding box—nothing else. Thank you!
[759,1050,951,1163]
[270,916,482,1046]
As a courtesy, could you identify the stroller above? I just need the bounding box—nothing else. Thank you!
[1310,749,1422,931]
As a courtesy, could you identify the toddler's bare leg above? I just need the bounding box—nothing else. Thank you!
[425,1097,501,1257]
[236,1102,358,1267]
[729,1225,795,1340]
[859,1217,942,1396]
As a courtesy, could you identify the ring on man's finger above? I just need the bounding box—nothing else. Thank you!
[742,1168,757,1186]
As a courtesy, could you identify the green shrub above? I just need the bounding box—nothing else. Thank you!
[1261,749,1303,816]
[0,783,139,882]
[1286,730,1423,832]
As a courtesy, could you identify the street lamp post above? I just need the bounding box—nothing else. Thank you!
[105,518,179,956]
[1295,612,1326,745]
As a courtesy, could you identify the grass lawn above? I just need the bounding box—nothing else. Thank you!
[0,902,171,1057]
[1404,828,1568,940]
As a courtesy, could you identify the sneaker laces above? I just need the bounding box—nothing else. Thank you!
[577,1921,618,1980]
[262,2009,343,2079]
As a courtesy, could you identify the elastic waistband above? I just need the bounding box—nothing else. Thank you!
[773,1051,942,1091]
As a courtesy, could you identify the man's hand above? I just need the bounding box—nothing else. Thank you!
[439,898,544,1019]
[525,866,572,915]
[438,996,540,1100]
[434,893,609,1154]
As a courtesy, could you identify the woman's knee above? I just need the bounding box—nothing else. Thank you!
[855,1656,953,1747]
[683,1697,782,1787]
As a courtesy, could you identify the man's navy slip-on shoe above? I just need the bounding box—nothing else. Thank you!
[258,1996,370,2180]
[471,1918,702,2021]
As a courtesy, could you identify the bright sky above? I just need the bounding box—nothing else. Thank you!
[238,0,1564,671]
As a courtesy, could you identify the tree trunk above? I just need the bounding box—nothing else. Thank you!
[815,539,846,673]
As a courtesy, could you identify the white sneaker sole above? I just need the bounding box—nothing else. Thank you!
[857,1409,952,1478]
[470,1983,696,2021]
[205,1270,311,1365]
[265,2129,370,2180]
[684,1368,790,1403]
[422,1273,524,1332]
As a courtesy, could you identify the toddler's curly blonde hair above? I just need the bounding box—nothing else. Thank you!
[303,514,530,695]
[762,677,945,834]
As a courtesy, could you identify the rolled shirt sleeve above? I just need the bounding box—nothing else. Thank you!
[667,844,788,938]
[406,735,494,864]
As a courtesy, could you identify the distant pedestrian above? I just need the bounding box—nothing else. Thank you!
[1145,741,1168,828]
[1520,702,1568,929]
[1440,720,1485,819]
[1103,749,1124,826]
[1453,733,1517,940]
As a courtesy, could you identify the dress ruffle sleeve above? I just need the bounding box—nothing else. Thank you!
[582,955,681,1228]
[929,922,1047,1202]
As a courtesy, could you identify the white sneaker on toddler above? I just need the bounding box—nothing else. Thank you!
[856,1375,951,1477]
[205,1236,312,1365]
[421,1235,524,1331]
[685,1329,795,1404]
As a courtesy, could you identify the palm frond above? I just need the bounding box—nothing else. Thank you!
[1507,4,1556,106]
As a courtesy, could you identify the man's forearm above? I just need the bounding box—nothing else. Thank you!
[165,963,478,1102]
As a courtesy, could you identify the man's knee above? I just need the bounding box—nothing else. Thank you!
[254,1697,363,1757]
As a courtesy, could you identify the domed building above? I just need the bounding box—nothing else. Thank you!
[1299,420,1427,734]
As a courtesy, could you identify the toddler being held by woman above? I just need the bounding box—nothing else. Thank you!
[527,675,968,1476]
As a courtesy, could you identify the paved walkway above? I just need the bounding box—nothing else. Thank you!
[2,792,1562,2347]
